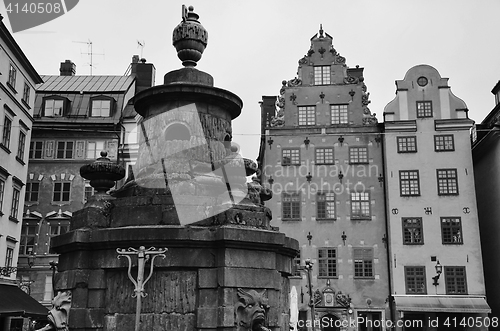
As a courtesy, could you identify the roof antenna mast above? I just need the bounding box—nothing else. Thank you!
[73,39,105,75]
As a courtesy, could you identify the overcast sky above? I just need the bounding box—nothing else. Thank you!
[4,0,499,161]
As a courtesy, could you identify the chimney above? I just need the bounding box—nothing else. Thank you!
[130,55,156,93]
[60,60,76,76]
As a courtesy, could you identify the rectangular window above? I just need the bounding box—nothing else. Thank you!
[56,141,74,159]
[405,266,426,294]
[44,99,64,117]
[20,223,37,255]
[298,106,316,126]
[91,100,111,117]
[25,182,40,202]
[349,147,368,164]
[441,217,463,244]
[357,312,382,331]
[282,148,300,166]
[5,246,14,268]
[318,248,337,277]
[354,248,373,278]
[445,266,467,294]
[435,135,455,151]
[86,141,105,159]
[331,104,348,124]
[400,170,420,196]
[2,116,12,148]
[437,169,458,195]
[292,252,301,277]
[43,275,53,301]
[317,192,335,220]
[315,148,334,164]
[53,182,71,202]
[84,180,94,202]
[22,83,30,104]
[397,136,417,153]
[29,141,43,159]
[403,218,423,244]
[10,187,20,219]
[0,178,4,213]
[8,64,17,88]
[416,101,432,118]
[314,65,330,85]
[282,192,301,220]
[48,221,70,254]
[351,192,371,219]
[17,131,26,160]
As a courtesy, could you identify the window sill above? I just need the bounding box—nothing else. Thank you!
[0,144,11,154]
[351,217,372,221]
[318,276,338,279]
[443,242,463,245]
[15,156,25,165]
[282,218,301,222]
[400,194,421,197]
[50,201,71,206]
[317,218,336,221]
[403,242,424,245]
[397,151,418,154]
[21,99,31,109]
[438,193,459,197]
[7,82,17,94]
[281,164,301,167]
[8,216,19,223]
[353,277,375,280]
[435,150,455,152]
[349,162,369,165]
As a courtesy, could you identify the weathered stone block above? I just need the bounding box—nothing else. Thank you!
[111,205,162,227]
[217,267,281,289]
[198,289,218,307]
[88,269,106,289]
[71,287,89,308]
[218,287,234,307]
[88,289,106,308]
[71,207,109,230]
[69,308,104,328]
[197,307,217,328]
[57,250,92,271]
[55,269,90,290]
[198,268,217,288]
[221,248,276,269]
[217,306,234,327]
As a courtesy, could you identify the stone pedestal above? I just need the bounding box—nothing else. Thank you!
[51,224,298,331]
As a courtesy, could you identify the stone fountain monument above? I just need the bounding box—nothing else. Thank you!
[48,5,298,331]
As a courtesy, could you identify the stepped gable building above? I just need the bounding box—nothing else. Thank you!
[383,65,490,329]
[258,26,389,328]
[16,57,155,317]
[472,79,500,319]
[0,13,46,331]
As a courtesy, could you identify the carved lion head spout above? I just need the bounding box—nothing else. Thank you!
[35,291,72,331]
[235,288,270,331]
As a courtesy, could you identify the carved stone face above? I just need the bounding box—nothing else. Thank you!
[235,289,270,331]
[47,291,72,330]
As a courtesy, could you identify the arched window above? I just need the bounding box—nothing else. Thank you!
[165,123,190,141]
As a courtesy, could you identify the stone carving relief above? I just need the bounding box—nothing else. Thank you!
[270,81,286,127]
[36,291,72,331]
[361,83,378,126]
[235,288,271,331]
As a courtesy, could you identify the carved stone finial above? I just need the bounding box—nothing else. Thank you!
[173,5,208,67]
[80,151,125,195]
[319,24,324,38]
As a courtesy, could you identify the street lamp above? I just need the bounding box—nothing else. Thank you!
[304,259,316,330]
[27,254,36,268]
[432,260,443,286]
[49,260,58,296]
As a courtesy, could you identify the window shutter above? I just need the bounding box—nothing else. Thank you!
[75,141,85,159]
[44,140,55,159]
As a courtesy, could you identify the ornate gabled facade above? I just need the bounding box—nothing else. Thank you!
[384,65,489,329]
[259,27,389,329]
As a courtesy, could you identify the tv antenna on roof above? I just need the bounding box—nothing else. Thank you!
[137,40,145,59]
[72,39,105,75]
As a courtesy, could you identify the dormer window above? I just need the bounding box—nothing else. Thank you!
[43,98,66,117]
[90,96,114,117]
[314,65,330,85]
